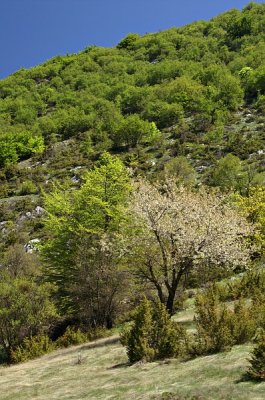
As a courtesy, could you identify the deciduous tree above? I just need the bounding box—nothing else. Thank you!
[42,153,130,326]
[126,179,251,314]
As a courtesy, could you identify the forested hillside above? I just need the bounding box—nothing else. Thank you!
[0,3,264,387]
[1,3,265,175]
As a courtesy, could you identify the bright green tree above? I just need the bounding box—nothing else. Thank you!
[115,114,158,148]
[237,186,265,256]
[0,132,44,167]
[42,153,131,323]
[210,154,246,192]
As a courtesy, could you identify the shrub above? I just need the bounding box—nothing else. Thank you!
[17,180,38,195]
[188,286,257,356]
[232,298,256,344]
[87,327,111,341]
[121,297,186,363]
[0,277,57,361]
[152,301,186,360]
[214,269,265,302]
[121,297,155,363]
[247,329,265,381]
[56,326,87,348]
[251,291,265,330]
[237,270,265,299]
[10,334,54,363]
[189,288,234,356]
[256,94,265,112]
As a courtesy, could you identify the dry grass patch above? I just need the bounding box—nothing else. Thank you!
[0,337,264,400]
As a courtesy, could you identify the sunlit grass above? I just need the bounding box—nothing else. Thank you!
[0,335,264,400]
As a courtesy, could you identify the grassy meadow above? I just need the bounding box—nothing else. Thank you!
[0,335,264,400]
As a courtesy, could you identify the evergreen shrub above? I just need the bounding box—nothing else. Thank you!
[121,297,186,363]
[247,329,265,381]
[188,286,257,356]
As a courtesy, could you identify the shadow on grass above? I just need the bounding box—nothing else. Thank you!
[108,361,130,369]
[46,336,120,361]
[235,372,263,384]
[150,392,206,400]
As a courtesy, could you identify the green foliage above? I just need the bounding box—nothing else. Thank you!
[0,4,264,165]
[189,286,257,356]
[152,301,186,360]
[143,100,183,129]
[17,179,38,195]
[121,297,185,363]
[86,327,111,341]
[121,297,155,363]
[237,186,265,255]
[56,326,87,348]
[43,152,130,238]
[232,298,256,345]
[214,269,265,302]
[10,334,55,364]
[0,276,57,360]
[115,114,158,148]
[190,288,235,355]
[199,65,243,110]
[210,154,246,192]
[0,132,44,167]
[247,329,265,381]
[163,156,197,185]
[117,33,141,50]
[42,153,130,321]
[2,243,41,278]
[251,291,265,330]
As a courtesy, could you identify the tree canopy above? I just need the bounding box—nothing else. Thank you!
[126,179,251,314]
[42,153,130,322]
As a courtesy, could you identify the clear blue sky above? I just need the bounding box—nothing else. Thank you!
[0,0,263,79]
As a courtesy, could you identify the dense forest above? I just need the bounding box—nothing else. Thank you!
[0,2,264,381]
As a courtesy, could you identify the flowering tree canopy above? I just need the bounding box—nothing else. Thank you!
[128,179,251,314]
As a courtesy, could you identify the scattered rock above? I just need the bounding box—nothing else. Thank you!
[24,238,41,253]
[71,175,80,184]
[35,206,45,215]
[70,166,82,173]
[196,166,207,173]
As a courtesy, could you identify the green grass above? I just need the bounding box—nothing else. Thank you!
[0,336,264,400]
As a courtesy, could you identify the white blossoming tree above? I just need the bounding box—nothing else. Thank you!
[127,179,251,315]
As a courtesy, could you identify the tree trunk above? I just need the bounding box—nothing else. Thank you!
[165,267,186,315]
[106,315,113,329]
[166,290,176,315]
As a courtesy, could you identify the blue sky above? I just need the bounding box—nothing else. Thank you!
[0,0,263,79]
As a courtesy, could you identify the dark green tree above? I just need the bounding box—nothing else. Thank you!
[248,329,265,381]
[121,297,184,363]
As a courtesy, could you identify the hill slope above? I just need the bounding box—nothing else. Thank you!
[0,4,264,398]
[0,2,265,253]
[0,337,264,400]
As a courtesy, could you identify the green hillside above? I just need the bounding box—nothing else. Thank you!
[1,3,265,174]
[0,2,264,252]
[0,3,264,395]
